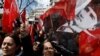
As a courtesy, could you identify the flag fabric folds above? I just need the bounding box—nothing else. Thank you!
[79,28,100,56]
[40,0,76,21]
[2,0,19,33]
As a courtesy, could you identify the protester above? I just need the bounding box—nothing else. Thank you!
[1,28,34,56]
[43,39,58,56]
[1,32,21,56]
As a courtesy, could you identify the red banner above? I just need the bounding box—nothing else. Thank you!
[79,28,100,56]
[40,0,76,21]
[2,0,19,33]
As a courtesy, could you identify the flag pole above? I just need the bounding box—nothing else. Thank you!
[20,0,35,15]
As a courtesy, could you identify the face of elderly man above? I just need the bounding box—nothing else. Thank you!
[43,41,55,56]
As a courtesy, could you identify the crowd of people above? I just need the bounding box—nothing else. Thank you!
[0,22,77,56]
[0,0,100,56]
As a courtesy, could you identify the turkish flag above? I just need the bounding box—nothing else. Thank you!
[2,0,19,33]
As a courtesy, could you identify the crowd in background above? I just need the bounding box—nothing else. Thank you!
[0,22,78,56]
[0,0,100,56]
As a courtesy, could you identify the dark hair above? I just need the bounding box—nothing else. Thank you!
[4,31,21,55]
[4,31,21,47]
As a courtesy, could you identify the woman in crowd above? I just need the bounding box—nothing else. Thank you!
[1,29,34,56]
[1,32,21,56]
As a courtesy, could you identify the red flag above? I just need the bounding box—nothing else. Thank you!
[40,0,76,21]
[2,0,19,33]
[79,28,100,56]
[21,9,26,23]
[27,25,34,44]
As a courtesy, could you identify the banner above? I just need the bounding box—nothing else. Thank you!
[2,0,19,33]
